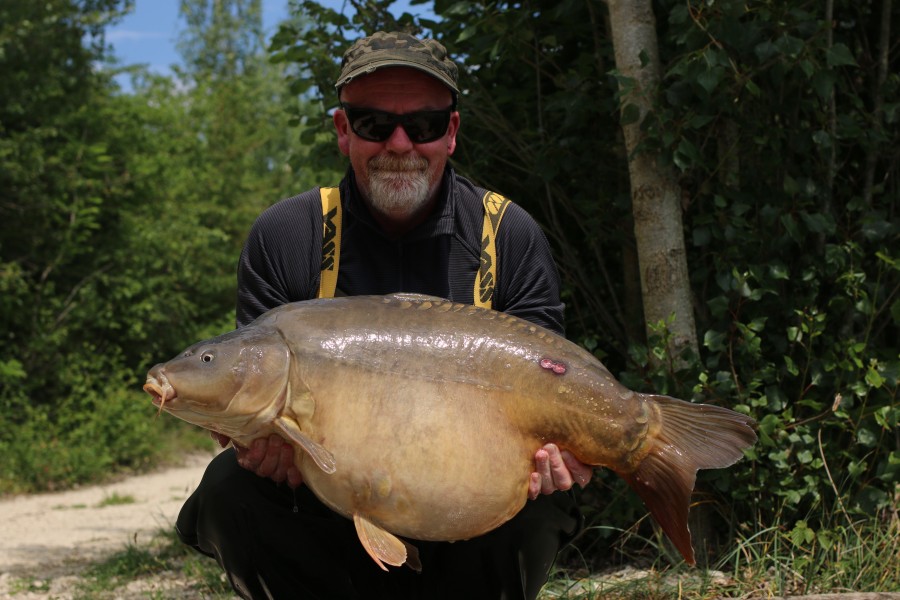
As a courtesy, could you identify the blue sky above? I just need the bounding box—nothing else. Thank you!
[107,1,433,82]
[108,1,309,78]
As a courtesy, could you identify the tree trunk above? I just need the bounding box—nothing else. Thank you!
[606,0,698,364]
[862,0,892,207]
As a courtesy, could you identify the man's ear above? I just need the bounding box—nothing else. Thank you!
[446,111,460,156]
[334,109,351,156]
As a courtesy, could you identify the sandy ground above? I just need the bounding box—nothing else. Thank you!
[0,452,219,598]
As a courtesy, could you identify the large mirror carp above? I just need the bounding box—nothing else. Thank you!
[144,293,756,571]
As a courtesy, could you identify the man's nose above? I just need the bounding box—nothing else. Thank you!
[384,123,415,152]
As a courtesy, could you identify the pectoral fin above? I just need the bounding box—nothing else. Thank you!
[274,416,336,474]
[353,513,409,572]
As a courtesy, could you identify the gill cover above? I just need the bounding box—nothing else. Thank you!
[157,325,291,435]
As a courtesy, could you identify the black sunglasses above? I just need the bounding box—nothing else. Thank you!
[341,104,453,144]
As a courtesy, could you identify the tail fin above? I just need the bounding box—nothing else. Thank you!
[619,395,756,565]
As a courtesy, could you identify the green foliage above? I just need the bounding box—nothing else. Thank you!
[728,512,900,596]
[0,0,326,493]
[651,0,899,530]
[271,0,899,574]
[0,0,163,492]
[269,0,418,175]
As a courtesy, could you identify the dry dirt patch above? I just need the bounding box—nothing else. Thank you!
[0,453,218,598]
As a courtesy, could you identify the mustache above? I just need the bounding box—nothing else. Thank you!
[369,154,428,173]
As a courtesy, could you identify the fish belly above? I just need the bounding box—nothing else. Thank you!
[298,371,535,542]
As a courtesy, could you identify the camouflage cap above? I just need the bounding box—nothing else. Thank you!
[335,31,459,96]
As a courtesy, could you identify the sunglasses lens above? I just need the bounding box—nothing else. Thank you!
[346,110,394,141]
[404,112,451,143]
[345,107,451,143]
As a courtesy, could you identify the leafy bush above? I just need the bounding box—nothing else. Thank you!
[0,391,155,494]
[0,0,318,493]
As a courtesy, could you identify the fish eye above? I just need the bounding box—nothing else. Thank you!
[200,351,215,363]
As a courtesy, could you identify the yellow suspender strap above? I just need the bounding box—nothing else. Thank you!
[318,186,507,305]
[475,191,512,309]
[318,187,342,299]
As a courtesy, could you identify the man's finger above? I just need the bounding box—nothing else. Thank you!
[238,437,267,471]
[561,450,592,487]
[539,447,559,495]
[528,472,541,500]
[534,448,554,495]
[287,467,305,489]
[270,441,294,483]
[255,434,285,477]
[209,431,231,448]
[545,443,574,492]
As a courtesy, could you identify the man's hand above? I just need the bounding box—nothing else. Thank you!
[529,443,592,500]
[211,432,304,488]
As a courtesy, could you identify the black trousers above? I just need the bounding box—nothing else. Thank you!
[176,449,582,600]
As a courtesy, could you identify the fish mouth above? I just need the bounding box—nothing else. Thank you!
[143,372,176,416]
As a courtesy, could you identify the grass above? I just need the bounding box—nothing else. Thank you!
[541,505,900,599]
[68,528,235,599]
[95,491,137,507]
[724,516,900,596]
[5,577,52,595]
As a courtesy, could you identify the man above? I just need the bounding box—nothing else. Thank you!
[176,31,592,600]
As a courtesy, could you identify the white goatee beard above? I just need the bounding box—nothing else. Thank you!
[365,154,432,216]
